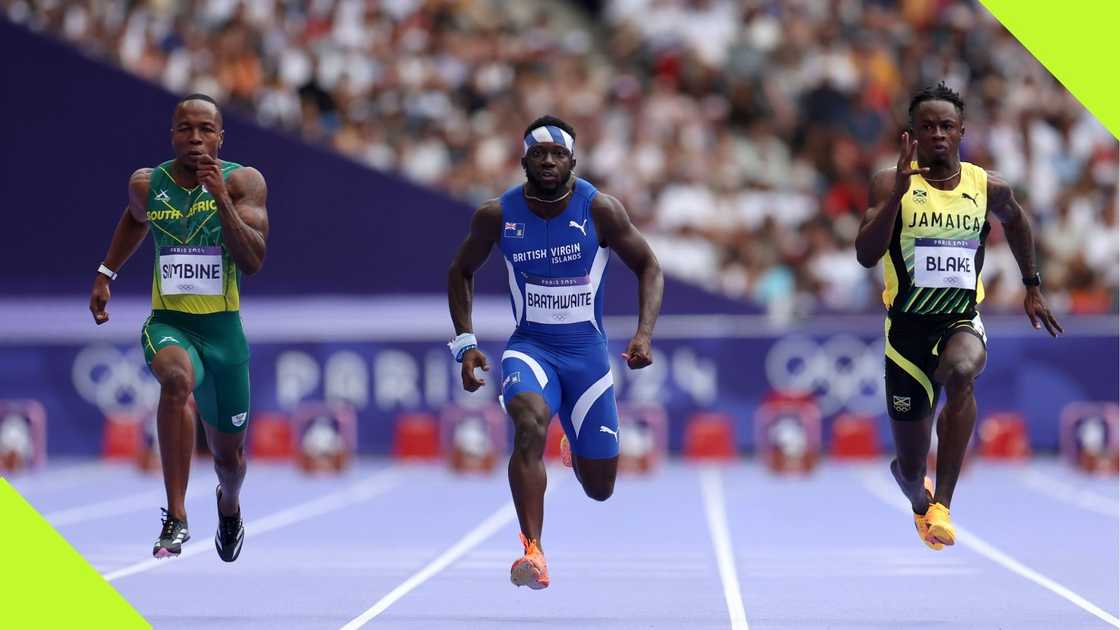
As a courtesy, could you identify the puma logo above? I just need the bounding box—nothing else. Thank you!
[961,192,979,207]
[599,425,618,440]
[569,219,588,236]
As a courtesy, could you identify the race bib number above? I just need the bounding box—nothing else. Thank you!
[914,238,978,289]
[159,246,223,295]
[525,275,594,325]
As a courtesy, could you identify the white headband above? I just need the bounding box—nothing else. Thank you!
[522,125,575,156]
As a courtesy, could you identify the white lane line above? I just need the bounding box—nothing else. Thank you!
[339,500,517,629]
[340,466,564,628]
[861,471,1120,628]
[103,467,401,582]
[699,467,750,630]
[46,485,209,527]
[1017,470,1119,519]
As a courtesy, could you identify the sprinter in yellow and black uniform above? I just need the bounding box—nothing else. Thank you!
[856,83,1062,552]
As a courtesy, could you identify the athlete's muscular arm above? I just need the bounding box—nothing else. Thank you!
[856,170,902,268]
[197,156,269,275]
[856,131,929,268]
[89,169,152,325]
[988,173,1063,337]
[591,193,663,370]
[448,200,502,391]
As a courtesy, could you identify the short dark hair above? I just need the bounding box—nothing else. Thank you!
[175,93,222,125]
[908,82,964,122]
[180,93,218,107]
[523,115,575,139]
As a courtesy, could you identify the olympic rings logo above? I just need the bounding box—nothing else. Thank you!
[71,344,160,416]
[764,335,885,416]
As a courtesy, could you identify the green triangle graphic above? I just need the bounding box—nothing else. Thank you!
[981,0,1120,139]
[0,479,149,629]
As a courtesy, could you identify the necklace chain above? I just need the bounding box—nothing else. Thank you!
[523,185,572,203]
[923,169,961,183]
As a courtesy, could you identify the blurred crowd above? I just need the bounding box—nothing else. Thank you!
[6,0,1117,317]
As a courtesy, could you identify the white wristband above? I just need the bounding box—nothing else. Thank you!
[97,264,118,281]
[448,333,478,362]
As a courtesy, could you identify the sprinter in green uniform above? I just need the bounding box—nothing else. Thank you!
[90,94,269,561]
[856,83,1061,551]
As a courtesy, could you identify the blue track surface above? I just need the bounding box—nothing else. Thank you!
[9,458,1119,629]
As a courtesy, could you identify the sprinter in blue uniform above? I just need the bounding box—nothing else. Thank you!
[448,116,663,589]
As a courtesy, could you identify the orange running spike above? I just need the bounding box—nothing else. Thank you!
[510,533,550,589]
[559,435,573,468]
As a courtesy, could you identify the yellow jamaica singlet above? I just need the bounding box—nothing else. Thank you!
[881,161,990,317]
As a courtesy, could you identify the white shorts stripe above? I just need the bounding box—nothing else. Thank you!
[501,350,549,388]
[504,257,523,324]
[570,370,613,437]
[587,246,609,333]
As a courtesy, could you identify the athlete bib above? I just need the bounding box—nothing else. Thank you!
[158,246,224,295]
[524,275,595,325]
[913,238,978,289]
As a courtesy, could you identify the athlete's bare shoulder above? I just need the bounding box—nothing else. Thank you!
[984,170,1020,221]
[227,165,266,186]
[871,167,897,182]
[227,166,267,203]
[985,170,1012,200]
[452,198,503,270]
[127,168,153,220]
[589,191,629,223]
[475,197,503,224]
[468,197,503,240]
[129,167,153,193]
[590,190,621,209]
[869,168,896,201]
[589,191,649,251]
[476,197,502,216]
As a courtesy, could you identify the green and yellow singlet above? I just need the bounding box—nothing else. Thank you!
[146,159,242,314]
[881,161,991,316]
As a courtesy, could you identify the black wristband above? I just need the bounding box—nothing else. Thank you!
[1022,272,1041,287]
